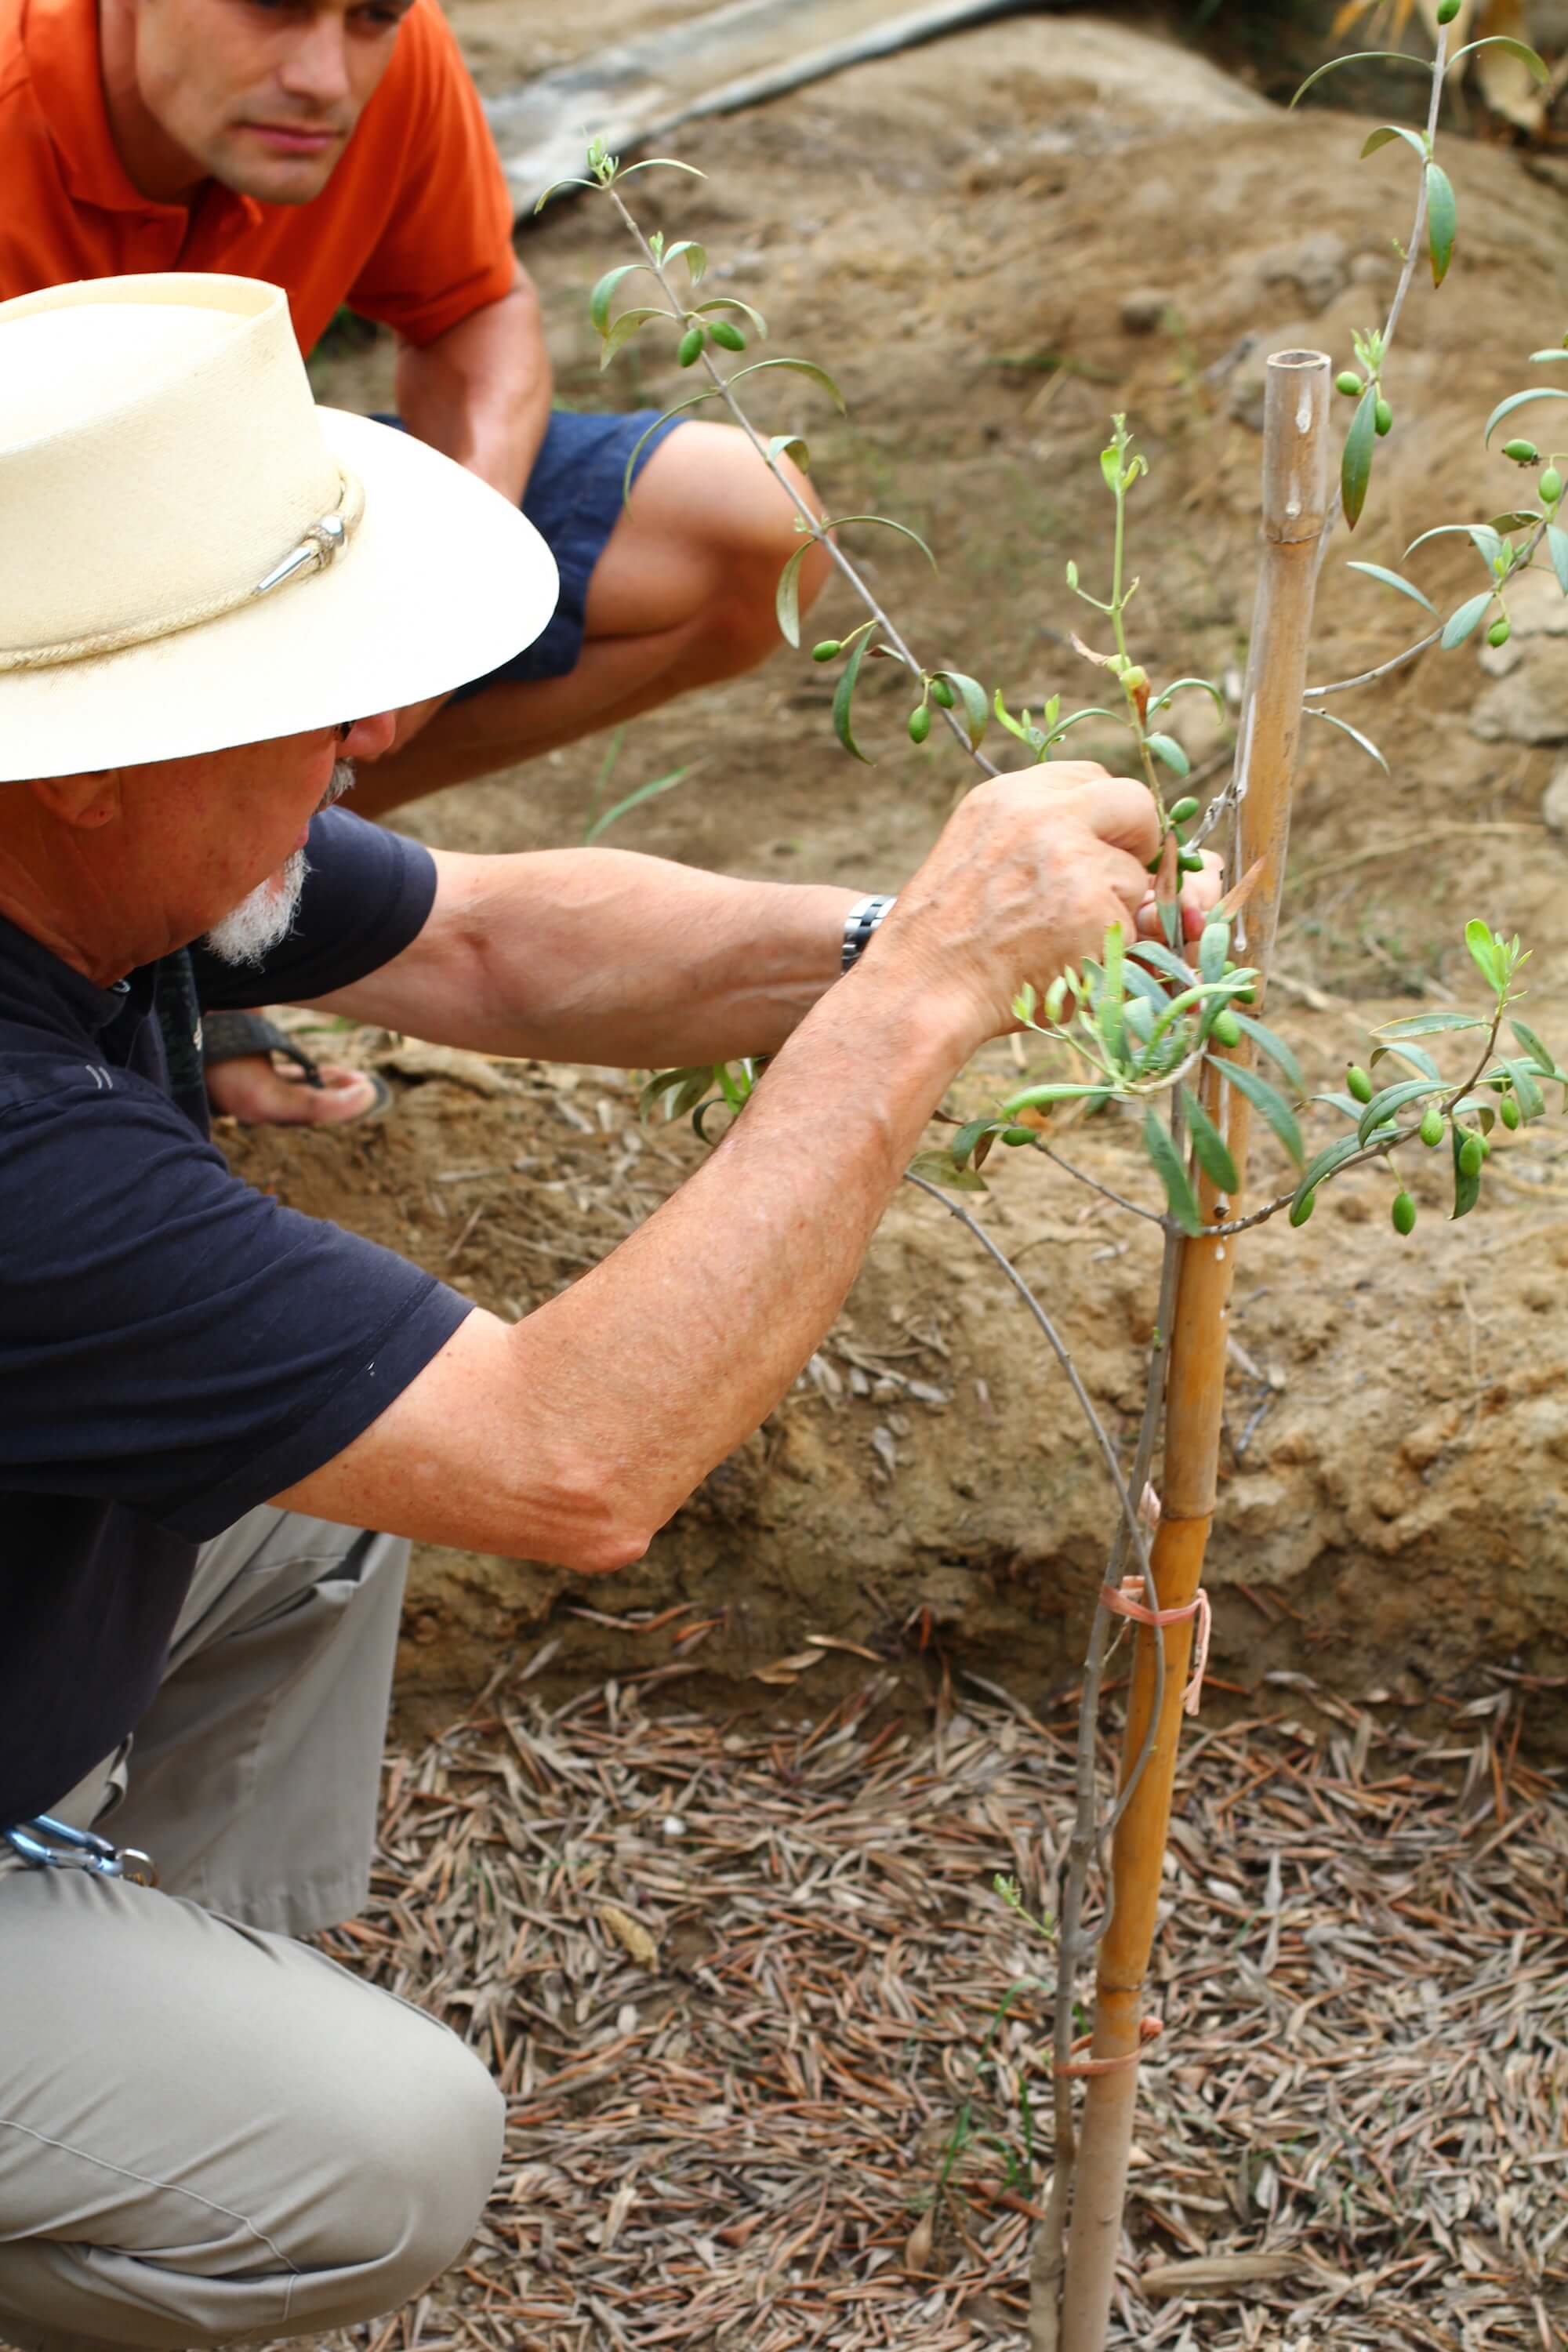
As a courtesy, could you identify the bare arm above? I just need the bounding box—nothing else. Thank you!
[303,847,861,1069]
[383,263,552,750]
[394,260,551,504]
[275,766,1165,1568]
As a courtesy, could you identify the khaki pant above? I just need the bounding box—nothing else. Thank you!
[0,1508,504,2352]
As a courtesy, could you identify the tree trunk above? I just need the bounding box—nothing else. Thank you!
[1058,349,1332,2352]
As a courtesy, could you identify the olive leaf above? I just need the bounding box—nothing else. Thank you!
[774,542,822,649]
[1232,1012,1305,1102]
[1215,1059,1305,1167]
[1143,1109,1203,1237]
[1425,161,1457,288]
[1181,1088,1240,1197]
[1483,387,1568,445]
[1440,590,1494,650]
[1145,732,1190,778]
[1305,708,1388,772]
[1290,49,1427,105]
[1360,123,1428,162]
[832,631,876,764]
[1450,1123,1482,1221]
[728,357,848,413]
[1356,1075,1445,1145]
[1341,385,1379,529]
[1346,561,1436,614]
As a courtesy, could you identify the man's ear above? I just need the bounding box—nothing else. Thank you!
[28,771,125,829]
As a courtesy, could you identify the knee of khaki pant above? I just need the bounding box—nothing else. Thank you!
[308,2024,506,2322]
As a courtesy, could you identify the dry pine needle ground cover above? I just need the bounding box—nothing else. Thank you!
[297,1675,1568,2351]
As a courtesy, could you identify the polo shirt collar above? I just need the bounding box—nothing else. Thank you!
[24,0,260,226]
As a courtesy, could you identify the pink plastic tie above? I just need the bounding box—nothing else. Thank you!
[1100,1577,1212,1717]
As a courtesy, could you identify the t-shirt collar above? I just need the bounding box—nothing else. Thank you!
[0,908,153,1036]
[24,0,261,226]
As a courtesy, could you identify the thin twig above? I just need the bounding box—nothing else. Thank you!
[1196,27,1450,855]
[1038,1145,1165,1225]
[1311,18,1448,574]
[602,179,1000,776]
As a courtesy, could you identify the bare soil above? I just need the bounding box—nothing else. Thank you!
[277,8,1568,1747]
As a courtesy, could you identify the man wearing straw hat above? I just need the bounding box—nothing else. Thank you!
[0,272,1214,2352]
[0,0,831,1127]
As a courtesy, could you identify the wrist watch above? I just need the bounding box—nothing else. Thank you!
[841,893,898,975]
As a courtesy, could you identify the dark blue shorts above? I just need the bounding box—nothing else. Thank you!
[376,407,684,699]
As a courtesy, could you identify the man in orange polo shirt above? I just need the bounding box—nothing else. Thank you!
[1,0,829,1122]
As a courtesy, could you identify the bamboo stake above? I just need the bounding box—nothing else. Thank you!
[1058,350,1331,2352]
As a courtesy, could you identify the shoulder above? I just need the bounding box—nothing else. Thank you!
[0,0,27,96]
[190,808,438,1011]
[366,0,474,123]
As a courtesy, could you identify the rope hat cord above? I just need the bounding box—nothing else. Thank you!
[0,465,365,674]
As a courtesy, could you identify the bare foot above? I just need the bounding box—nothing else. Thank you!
[206,1052,388,1128]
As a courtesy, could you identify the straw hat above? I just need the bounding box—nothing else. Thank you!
[0,274,559,782]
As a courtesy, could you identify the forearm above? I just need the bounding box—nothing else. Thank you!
[503,953,972,1547]
[275,945,977,1563]
[310,848,866,1068]
[394,268,552,503]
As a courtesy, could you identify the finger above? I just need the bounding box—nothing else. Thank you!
[1073,773,1161,866]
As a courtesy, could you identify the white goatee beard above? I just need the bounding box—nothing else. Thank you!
[201,848,310,968]
[200,761,354,970]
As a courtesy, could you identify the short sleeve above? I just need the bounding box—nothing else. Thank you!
[344,0,518,347]
[0,1073,473,1540]
[189,806,437,1011]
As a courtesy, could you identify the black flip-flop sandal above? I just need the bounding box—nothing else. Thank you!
[201,1009,394,1125]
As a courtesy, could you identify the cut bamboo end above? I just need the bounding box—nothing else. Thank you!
[1260,350,1330,546]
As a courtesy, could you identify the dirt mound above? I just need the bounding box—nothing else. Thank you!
[289,14,1568,1744]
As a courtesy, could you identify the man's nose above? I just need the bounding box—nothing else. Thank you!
[340,713,398,760]
[276,16,352,108]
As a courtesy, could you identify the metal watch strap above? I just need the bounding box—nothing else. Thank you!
[841,893,897,974]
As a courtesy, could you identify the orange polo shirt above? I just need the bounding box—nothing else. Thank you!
[0,0,517,353]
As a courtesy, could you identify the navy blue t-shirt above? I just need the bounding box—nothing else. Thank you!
[0,809,474,1829]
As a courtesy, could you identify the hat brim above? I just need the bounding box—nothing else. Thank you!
[0,408,559,782]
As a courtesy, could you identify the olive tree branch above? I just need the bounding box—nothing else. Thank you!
[903,1171,1178,2352]
[1200,1005,1510,1235]
[1305,521,1549,702]
[1312,16,1449,572]
[600,176,1000,775]
[1196,24,1451,855]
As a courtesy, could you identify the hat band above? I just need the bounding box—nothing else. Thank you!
[0,466,365,676]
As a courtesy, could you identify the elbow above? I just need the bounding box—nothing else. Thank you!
[562,1523,654,1577]
[532,1460,658,1577]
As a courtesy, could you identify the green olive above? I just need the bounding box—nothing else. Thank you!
[1488,616,1511,648]
[1500,1094,1521,1130]
[1460,1132,1484,1178]
[1419,1105,1444,1148]
[677,325,706,368]
[907,705,931,745]
[1168,794,1200,823]
[1289,1188,1316,1227]
[709,319,746,351]
[1391,1191,1417,1236]
[1347,1065,1374,1105]
[1541,466,1563,506]
[1502,438,1539,466]
[811,639,842,662]
[1335,369,1363,397]
[929,677,956,708]
[1374,398,1393,437]
[1211,1007,1242,1048]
